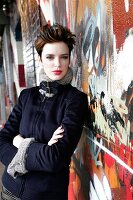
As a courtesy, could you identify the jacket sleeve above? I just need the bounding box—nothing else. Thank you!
[26,92,89,173]
[0,89,27,167]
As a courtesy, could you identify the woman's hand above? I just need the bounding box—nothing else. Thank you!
[13,134,24,148]
[48,125,64,146]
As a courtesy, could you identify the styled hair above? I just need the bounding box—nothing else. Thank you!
[35,23,76,57]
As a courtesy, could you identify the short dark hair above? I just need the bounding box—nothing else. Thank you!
[35,23,76,57]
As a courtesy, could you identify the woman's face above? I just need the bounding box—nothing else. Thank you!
[41,42,70,80]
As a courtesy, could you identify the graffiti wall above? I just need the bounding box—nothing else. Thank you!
[37,0,133,199]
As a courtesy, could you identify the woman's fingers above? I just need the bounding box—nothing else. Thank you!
[48,125,64,146]
[53,129,64,136]
[48,139,57,146]
[52,133,63,140]
[54,126,64,135]
[48,138,60,146]
[49,133,63,145]
[48,135,63,146]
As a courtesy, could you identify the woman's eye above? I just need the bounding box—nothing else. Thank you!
[46,56,54,60]
[61,56,69,59]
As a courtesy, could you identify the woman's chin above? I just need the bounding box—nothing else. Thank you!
[48,75,64,81]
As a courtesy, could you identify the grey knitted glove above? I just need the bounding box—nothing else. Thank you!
[7,138,35,178]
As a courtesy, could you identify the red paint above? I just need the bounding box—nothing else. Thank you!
[18,65,26,87]
[118,144,125,181]
[68,171,76,200]
[114,134,119,155]
[112,0,133,50]
[104,153,115,168]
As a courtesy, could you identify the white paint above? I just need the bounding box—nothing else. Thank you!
[39,0,55,24]
[114,30,133,97]
[124,0,129,12]
[65,0,69,24]
[93,173,108,200]
[103,175,112,200]
[89,181,100,200]
[94,93,130,145]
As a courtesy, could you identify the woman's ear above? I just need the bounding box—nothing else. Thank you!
[35,54,42,66]
[37,54,41,62]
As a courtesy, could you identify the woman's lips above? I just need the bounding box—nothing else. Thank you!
[53,70,62,75]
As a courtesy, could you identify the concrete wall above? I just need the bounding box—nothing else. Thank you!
[18,0,133,199]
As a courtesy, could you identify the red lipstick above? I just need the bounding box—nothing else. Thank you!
[53,70,62,75]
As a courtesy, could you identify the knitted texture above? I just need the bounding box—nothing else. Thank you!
[39,67,73,85]
[39,67,73,99]
[7,138,35,178]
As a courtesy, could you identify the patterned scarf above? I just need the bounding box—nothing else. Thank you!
[39,67,73,99]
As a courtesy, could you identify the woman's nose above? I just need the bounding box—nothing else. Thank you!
[54,58,60,67]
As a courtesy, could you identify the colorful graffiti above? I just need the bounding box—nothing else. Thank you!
[37,0,133,199]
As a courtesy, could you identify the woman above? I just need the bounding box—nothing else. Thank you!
[0,23,88,200]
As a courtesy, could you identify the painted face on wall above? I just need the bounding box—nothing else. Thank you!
[41,42,70,80]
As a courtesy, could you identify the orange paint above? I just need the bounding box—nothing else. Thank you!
[112,0,133,50]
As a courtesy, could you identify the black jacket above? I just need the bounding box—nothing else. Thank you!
[0,82,88,200]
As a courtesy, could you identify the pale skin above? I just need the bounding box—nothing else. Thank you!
[13,42,70,148]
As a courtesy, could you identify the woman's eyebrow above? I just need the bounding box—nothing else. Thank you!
[61,53,69,56]
[45,53,69,56]
[45,54,54,56]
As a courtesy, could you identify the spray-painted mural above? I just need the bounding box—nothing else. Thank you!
[36,0,133,199]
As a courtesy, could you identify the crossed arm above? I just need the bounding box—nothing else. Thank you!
[6,126,64,178]
[13,125,64,148]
